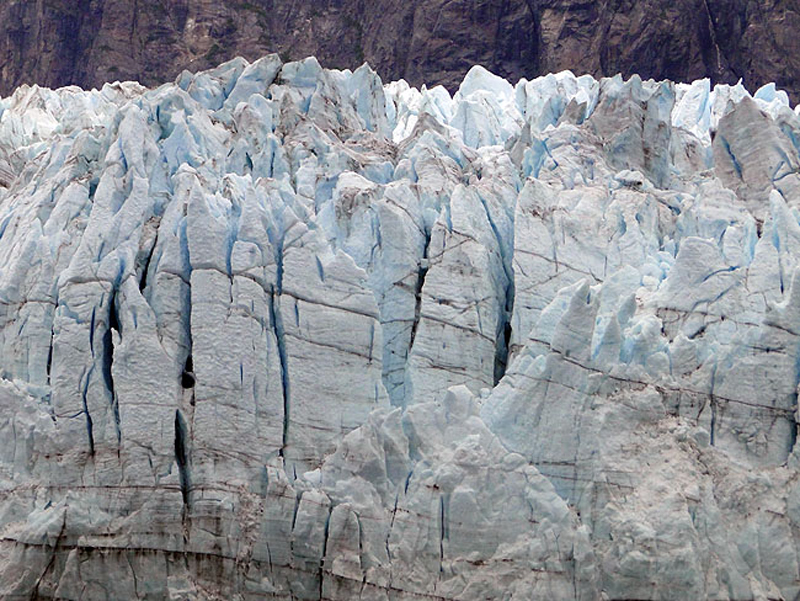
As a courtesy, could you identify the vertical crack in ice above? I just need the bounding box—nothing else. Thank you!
[103,289,121,445]
[126,551,140,599]
[30,510,67,598]
[409,232,431,353]
[174,409,191,512]
[438,494,447,576]
[138,224,160,294]
[719,135,743,179]
[386,491,399,565]
[89,306,96,357]
[264,201,292,459]
[476,192,516,383]
[790,348,800,456]
[404,230,432,406]
[224,189,242,279]
[82,366,95,456]
[173,202,195,516]
[493,262,515,385]
[355,512,366,585]
[275,231,285,296]
[177,203,197,496]
[290,491,301,532]
[494,311,514,384]
[319,504,333,600]
[709,363,718,446]
[269,286,291,459]
[710,399,717,446]
[46,309,55,390]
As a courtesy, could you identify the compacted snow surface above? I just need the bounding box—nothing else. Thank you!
[0,55,800,599]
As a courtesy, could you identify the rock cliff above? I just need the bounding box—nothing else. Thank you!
[1,0,800,101]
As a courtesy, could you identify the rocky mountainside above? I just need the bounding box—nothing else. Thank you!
[1,52,800,599]
[1,0,800,100]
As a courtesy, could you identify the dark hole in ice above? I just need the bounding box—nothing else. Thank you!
[181,355,195,389]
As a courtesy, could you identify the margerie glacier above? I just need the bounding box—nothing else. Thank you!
[1,53,800,601]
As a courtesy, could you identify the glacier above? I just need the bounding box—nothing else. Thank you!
[0,54,800,599]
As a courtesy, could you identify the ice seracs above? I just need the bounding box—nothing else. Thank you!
[0,55,800,599]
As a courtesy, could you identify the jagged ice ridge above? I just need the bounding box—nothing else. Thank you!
[0,54,800,599]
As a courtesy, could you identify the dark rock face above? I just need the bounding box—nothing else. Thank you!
[0,0,799,100]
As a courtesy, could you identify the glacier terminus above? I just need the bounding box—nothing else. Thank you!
[0,54,799,600]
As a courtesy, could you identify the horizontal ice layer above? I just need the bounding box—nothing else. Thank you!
[0,55,800,599]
